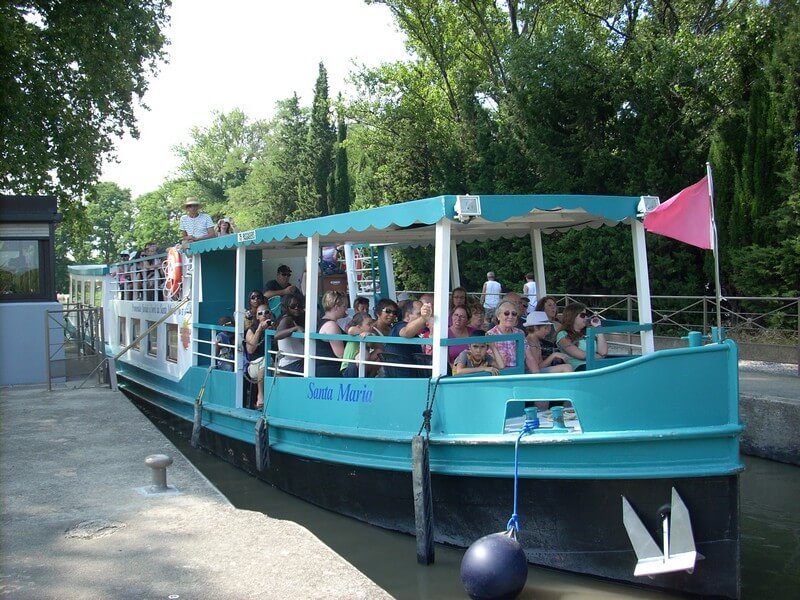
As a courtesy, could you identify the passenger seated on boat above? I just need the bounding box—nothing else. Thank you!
[469,305,486,331]
[245,303,272,409]
[215,316,234,372]
[452,332,504,376]
[522,312,573,374]
[274,293,305,376]
[503,292,526,328]
[141,242,162,301]
[372,298,399,337]
[447,306,476,366]
[449,286,469,317]
[486,301,525,368]
[555,303,608,371]
[384,300,432,377]
[316,291,348,378]
[353,296,370,315]
[340,312,380,378]
[263,265,298,301]
[534,295,562,355]
[244,290,266,331]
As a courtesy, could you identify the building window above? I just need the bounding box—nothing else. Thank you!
[131,318,141,350]
[0,239,45,299]
[166,323,178,363]
[147,321,158,357]
[119,317,126,346]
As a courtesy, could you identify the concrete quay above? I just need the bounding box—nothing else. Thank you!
[739,366,800,466]
[0,385,391,600]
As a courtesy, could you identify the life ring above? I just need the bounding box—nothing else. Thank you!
[163,247,183,299]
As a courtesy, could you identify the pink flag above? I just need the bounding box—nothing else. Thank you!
[644,176,713,249]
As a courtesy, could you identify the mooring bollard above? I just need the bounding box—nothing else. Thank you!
[145,454,173,491]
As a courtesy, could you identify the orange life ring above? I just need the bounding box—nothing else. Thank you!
[163,247,183,299]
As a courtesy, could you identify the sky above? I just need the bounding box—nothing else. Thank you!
[100,0,408,198]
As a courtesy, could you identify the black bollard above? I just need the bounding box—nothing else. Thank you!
[412,434,435,564]
[460,531,528,600]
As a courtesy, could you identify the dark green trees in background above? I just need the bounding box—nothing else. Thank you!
[0,1,170,199]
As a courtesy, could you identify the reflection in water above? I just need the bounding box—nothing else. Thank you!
[169,428,797,599]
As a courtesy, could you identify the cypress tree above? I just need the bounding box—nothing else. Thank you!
[303,62,335,217]
[332,111,351,214]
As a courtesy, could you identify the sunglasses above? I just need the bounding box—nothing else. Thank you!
[288,304,301,310]
[257,310,269,316]
[250,294,262,300]
[382,308,397,315]
[502,310,519,317]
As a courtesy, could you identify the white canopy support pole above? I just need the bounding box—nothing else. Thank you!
[531,227,546,299]
[304,234,320,377]
[234,246,246,407]
[190,254,201,366]
[432,219,451,378]
[382,246,397,301]
[343,243,357,308]
[631,220,655,354]
[450,239,461,289]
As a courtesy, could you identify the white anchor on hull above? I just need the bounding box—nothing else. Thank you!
[622,487,703,577]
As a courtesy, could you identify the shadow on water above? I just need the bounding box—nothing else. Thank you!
[165,426,797,599]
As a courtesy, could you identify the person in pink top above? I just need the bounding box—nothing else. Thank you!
[447,306,475,365]
[486,300,525,368]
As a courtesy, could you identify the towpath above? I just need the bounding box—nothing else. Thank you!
[0,385,392,600]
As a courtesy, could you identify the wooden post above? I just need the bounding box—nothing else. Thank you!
[412,435,435,564]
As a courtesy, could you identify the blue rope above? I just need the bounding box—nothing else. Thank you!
[506,416,538,533]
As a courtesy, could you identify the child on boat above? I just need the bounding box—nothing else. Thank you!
[341,312,381,377]
[452,331,505,376]
[523,312,573,374]
[214,315,234,372]
[556,303,609,370]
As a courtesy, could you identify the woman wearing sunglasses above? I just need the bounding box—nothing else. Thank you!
[486,300,525,369]
[244,289,265,331]
[556,303,608,371]
[245,303,274,409]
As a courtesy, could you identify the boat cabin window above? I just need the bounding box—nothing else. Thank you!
[131,318,141,350]
[146,321,158,357]
[118,317,126,346]
[165,324,178,363]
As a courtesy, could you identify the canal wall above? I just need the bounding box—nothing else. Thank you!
[0,385,391,599]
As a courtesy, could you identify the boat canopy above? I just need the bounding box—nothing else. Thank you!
[68,264,109,276]
[187,194,643,255]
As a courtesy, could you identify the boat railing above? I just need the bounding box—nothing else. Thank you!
[192,322,237,370]
[308,331,526,377]
[585,320,654,370]
[109,251,188,301]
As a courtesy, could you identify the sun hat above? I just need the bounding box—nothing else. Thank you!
[523,311,555,327]
[184,196,201,207]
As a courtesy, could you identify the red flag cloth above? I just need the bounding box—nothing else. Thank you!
[643,176,712,249]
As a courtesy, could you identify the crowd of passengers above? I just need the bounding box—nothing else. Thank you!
[111,197,237,300]
[225,266,609,409]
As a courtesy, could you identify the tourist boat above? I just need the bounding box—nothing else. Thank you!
[97,194,741,598]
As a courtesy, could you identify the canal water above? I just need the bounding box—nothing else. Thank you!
[168,431,798,599]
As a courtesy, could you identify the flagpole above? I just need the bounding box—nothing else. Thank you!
[706,162,722,336]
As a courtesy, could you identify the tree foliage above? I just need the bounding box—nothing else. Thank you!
[0,0,170,199]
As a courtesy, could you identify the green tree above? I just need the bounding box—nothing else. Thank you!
[174,108,270,210]
[84,182,135,264]
[131,180,187,249]
[228,95,310,228]
[0,0,170,199]
[331,108,351,214]
[296,62,335,218]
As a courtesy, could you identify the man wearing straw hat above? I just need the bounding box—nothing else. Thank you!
[179,197,216,246]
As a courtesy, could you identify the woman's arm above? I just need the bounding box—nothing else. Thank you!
[524,345,540,374]
[595,333,608,357]
[557,335,587,360]
[489,344,506,370]
[245,325,264,355]
[274,317,300,341]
